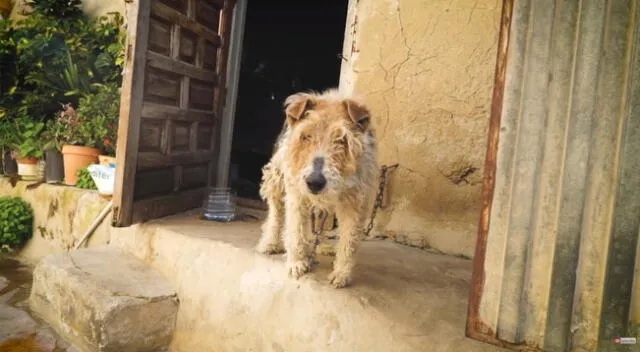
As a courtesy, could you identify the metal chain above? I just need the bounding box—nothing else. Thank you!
[310,209,328,261]
[310,163,398,254]
[311,209,328,237]
[363,164,399,238]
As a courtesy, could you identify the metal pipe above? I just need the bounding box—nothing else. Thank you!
[74,200,113,250]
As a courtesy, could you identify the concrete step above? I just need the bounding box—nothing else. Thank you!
[111,213,507,352]
[29,246,179,352]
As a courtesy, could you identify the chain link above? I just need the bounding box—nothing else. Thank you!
[309,163,398,254]
[310,208,328,257]
[311,209,328,236]
[363,164,399,238]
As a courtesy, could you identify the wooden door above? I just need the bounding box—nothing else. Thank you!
[112,0,236,227]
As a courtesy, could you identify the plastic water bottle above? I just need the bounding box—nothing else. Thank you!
[202,187,237,222]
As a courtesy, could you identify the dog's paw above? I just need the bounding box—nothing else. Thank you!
[286,260,311,279]
[328,270,352,288]
[256,241,285,255]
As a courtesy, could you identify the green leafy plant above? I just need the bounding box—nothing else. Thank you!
[76,83,120,155]
[75,166,97,190]
[47,102,95,149]
[0,0,125,165]
[16,117,45,159]
[2,15,86,120]
[0,20,23,126]
[49,103,82,146]
[92,13,125,85]
[0,115,20,153]
[26,0,84,19]
[0,196,34,249]
[46,83,120,153]
[0,3,125,124]
[29,49,94,99]
[41,115,63,151]
[0,117,20,172]
[0,19,17,108]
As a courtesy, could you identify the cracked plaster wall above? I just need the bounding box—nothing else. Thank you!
[341,0,502,257]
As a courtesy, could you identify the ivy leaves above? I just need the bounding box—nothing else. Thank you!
[0,196,33,249]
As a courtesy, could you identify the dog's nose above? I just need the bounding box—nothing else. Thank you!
[305,173,327,194]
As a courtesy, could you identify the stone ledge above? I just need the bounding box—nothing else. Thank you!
[0,178,111,262]
[29,246,178,352]
[112,214,506,352]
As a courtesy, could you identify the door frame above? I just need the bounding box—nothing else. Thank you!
[214,0,355,211]
[466,0,515,347]
[215,0,247,188]
[213,0,268,210]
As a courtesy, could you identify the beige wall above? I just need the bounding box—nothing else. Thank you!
[80,0,125,18]
[341,0,501,258]
[9,0,125,20]
[0,179,111,263]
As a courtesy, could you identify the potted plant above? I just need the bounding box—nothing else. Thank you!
[48,86,121,186]
[15,117,45,180]
[0,114,19,176]
[41,116,66,183]
[53,104,101,186]
[76,83,120,166]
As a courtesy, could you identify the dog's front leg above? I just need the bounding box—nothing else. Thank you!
[256,196,285,254]
[329,203,365,288]
[284,194,312,279]
[256,162,286,254]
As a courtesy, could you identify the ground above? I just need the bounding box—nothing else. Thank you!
[110,212,509,351]
[0,257,70,352]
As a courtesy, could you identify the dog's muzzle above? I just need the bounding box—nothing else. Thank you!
[305,173,326,194]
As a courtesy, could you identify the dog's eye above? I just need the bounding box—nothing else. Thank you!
[301,134,311,142]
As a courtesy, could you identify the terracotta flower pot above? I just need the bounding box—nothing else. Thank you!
[61,145,100,186]
[17,157,39,180]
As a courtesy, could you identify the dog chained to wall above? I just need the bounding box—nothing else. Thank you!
[256,88,397,288]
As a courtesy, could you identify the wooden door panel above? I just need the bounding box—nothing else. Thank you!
[113,0,235,226]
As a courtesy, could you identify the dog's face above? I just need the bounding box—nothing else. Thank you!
[283,92,371,197]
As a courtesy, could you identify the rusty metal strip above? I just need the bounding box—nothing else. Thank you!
[465,0,520,347]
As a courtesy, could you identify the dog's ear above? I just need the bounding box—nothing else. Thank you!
[284,93,314,126]
[344,99,371,131]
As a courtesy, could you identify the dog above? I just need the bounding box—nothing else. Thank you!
[256,89,378,288]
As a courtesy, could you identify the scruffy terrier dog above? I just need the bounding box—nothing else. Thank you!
[256,89,378,288]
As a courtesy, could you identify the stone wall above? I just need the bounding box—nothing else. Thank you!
[340,0,502,258]
[0,179,111,262]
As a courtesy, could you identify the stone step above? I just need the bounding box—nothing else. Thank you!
[111,214,507,352]
[29,246,179,352]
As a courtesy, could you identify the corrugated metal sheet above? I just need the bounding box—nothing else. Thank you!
[468,0,640,351]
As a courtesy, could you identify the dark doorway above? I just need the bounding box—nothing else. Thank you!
[228,2,348,201]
